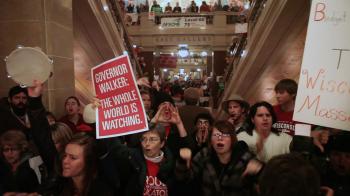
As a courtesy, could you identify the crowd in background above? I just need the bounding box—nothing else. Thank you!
[0,76,349,196]
[121,0,247,26]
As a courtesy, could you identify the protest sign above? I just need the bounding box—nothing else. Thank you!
[293,0,350,131]
[92,55,148,138]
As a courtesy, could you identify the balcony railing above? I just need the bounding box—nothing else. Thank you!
[121,11,248,26]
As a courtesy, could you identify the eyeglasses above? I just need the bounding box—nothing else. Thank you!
[2,147,20,153]
[197,120,209,126]
[212,132,231,139]
[140,137,160,143]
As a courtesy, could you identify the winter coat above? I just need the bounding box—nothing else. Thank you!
[176,141,258,196]
[109,139,176,196]
[0,153,43,193]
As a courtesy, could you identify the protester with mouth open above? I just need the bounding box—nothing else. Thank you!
[59,96,93,133]
[237,101,292,163]
[108,123,177,196]
[176,120,263,196]
[190,112,213,155]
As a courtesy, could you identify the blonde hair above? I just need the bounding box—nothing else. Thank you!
[50,122,73,147]
[0,130,28,153]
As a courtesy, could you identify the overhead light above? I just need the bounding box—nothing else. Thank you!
[200,51,208,57]
[178,47,190,58]
[178,44,188,47]
[244,2,250,10]
[103,5,109,11]
[163,69,168,72]
[132,44,137,48]
[241,50,247,57]
[197,68,201,72]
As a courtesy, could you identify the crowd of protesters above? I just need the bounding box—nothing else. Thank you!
[0,76,349,196]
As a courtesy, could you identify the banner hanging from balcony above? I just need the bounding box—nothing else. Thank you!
[160,17,206,28]
[293,0,350,131]
[158,54,177,68]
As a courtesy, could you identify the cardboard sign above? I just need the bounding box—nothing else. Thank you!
[293,0,350,131]
[92,55,148,138]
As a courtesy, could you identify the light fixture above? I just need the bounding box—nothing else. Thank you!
[197,68,201,72]
[132,44,137,48]
[241,50,247,57]
[103,5,109,11]
[163,69,168,72]
[244,2,250,10]
[200,51,208,57]
[178,47,190,58]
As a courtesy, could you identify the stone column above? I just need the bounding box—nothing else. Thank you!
[0,0,74,117]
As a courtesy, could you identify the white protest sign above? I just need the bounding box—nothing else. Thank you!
[293,0,350,131]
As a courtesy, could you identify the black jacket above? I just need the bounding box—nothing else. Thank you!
[0,154,40,193]
[109,139,176,196]
[176,141,259,196]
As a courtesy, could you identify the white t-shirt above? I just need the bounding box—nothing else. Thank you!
[237,130,292,163]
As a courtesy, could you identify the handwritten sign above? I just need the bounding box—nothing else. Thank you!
[92,55,148,138]
[294,0,350,131]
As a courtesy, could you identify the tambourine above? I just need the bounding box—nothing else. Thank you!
[5,46,53,87]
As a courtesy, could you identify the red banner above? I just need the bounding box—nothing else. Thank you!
[91,55,148,139]
[159,54,177,68]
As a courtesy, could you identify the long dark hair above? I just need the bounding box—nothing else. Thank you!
[62,133,97,196]
[244,101,279,136]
